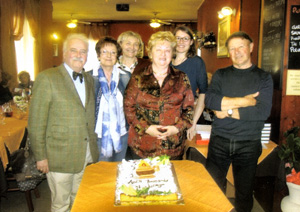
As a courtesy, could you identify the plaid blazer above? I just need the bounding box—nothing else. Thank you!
[28,64,99,173]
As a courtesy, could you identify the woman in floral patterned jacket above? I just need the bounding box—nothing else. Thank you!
[124,31,194,160]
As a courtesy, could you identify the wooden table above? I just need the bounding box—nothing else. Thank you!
[71,161,234,212]
[186,137,278,185]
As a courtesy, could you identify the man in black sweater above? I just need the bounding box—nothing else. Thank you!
[205,31,273,212]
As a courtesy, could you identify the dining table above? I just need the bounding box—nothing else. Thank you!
[0,104,28,196]
[186,137,278,185]
[71,160,234,212]
[185,124,285,203]
[0,105,28,170]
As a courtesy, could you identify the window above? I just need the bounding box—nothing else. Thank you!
[84,36,99,75]
[14,18,35,80]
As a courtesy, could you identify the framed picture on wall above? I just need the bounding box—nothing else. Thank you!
[53,44,58,57]
[217,16,230,58]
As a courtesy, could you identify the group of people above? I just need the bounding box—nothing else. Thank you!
[0,70,33,105]
[27,26,273,212]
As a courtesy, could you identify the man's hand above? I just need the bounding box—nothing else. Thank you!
[214,110,228,119]
[37,159,49,174]
[222,92,259,110]
[243,92,259,107]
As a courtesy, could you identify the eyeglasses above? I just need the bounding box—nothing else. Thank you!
[176,37,191,42]
[101,50,117,56]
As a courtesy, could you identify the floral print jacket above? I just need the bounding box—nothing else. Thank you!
[124,65,194,159]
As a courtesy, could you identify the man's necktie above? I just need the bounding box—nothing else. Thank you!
[72,72,83,83]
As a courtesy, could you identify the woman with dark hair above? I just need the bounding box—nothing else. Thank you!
[172,25,208,140]
[94,36,131,161]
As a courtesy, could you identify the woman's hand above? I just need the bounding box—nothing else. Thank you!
[145,125,163,137]
[146,125,179,140]
[187,124,196,141]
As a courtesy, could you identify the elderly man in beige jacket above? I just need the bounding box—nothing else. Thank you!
[28,33,99,212]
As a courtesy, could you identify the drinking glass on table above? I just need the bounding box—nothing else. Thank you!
[2,102,13,117]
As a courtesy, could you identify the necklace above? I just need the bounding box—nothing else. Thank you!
[120,57,137,68]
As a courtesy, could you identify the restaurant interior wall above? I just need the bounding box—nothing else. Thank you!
[197,0,300,144]
[197,0,243,75]
[51,21,197,66]
[40,0,54,72]
[51,21,162,65]
[108,22,161,54]
[197,0,278,140]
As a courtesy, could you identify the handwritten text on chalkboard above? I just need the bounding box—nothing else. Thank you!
[288,5,300,69]
[261,0,286,89]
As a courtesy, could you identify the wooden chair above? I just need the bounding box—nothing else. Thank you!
[5,169,40,212]
[4,128,42,212]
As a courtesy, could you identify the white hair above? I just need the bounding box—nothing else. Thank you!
[63,33,89,53]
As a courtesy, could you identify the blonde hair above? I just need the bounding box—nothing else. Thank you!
[18,71,31,81]
[117,31,143,57]
[146,31,177,59]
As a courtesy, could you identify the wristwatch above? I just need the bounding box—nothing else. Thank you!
[227,109,233,117]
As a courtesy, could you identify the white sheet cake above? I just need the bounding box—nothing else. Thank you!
[114,156,184,206]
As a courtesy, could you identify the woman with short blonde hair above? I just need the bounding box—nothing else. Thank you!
[124,31,194,160]
[146,31,177,58]
[117,31,150,75]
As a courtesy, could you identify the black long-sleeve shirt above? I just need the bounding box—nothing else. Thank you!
[205,65,273,140]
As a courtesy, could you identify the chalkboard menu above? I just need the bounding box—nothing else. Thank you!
[288,5,300,69]
[261,0,286,89]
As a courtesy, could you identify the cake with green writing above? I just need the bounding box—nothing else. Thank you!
[114,155,183,205]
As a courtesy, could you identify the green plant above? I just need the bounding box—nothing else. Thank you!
[278,126,300,175]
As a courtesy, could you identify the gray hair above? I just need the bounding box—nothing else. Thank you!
[63,33,89,53]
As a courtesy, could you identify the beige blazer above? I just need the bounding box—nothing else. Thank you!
[28,64,99,173]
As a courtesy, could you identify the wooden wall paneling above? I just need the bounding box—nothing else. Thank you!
[197,0,241,75]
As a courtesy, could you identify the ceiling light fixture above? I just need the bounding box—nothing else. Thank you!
[66,22,77,28]
[150,22,161,28]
